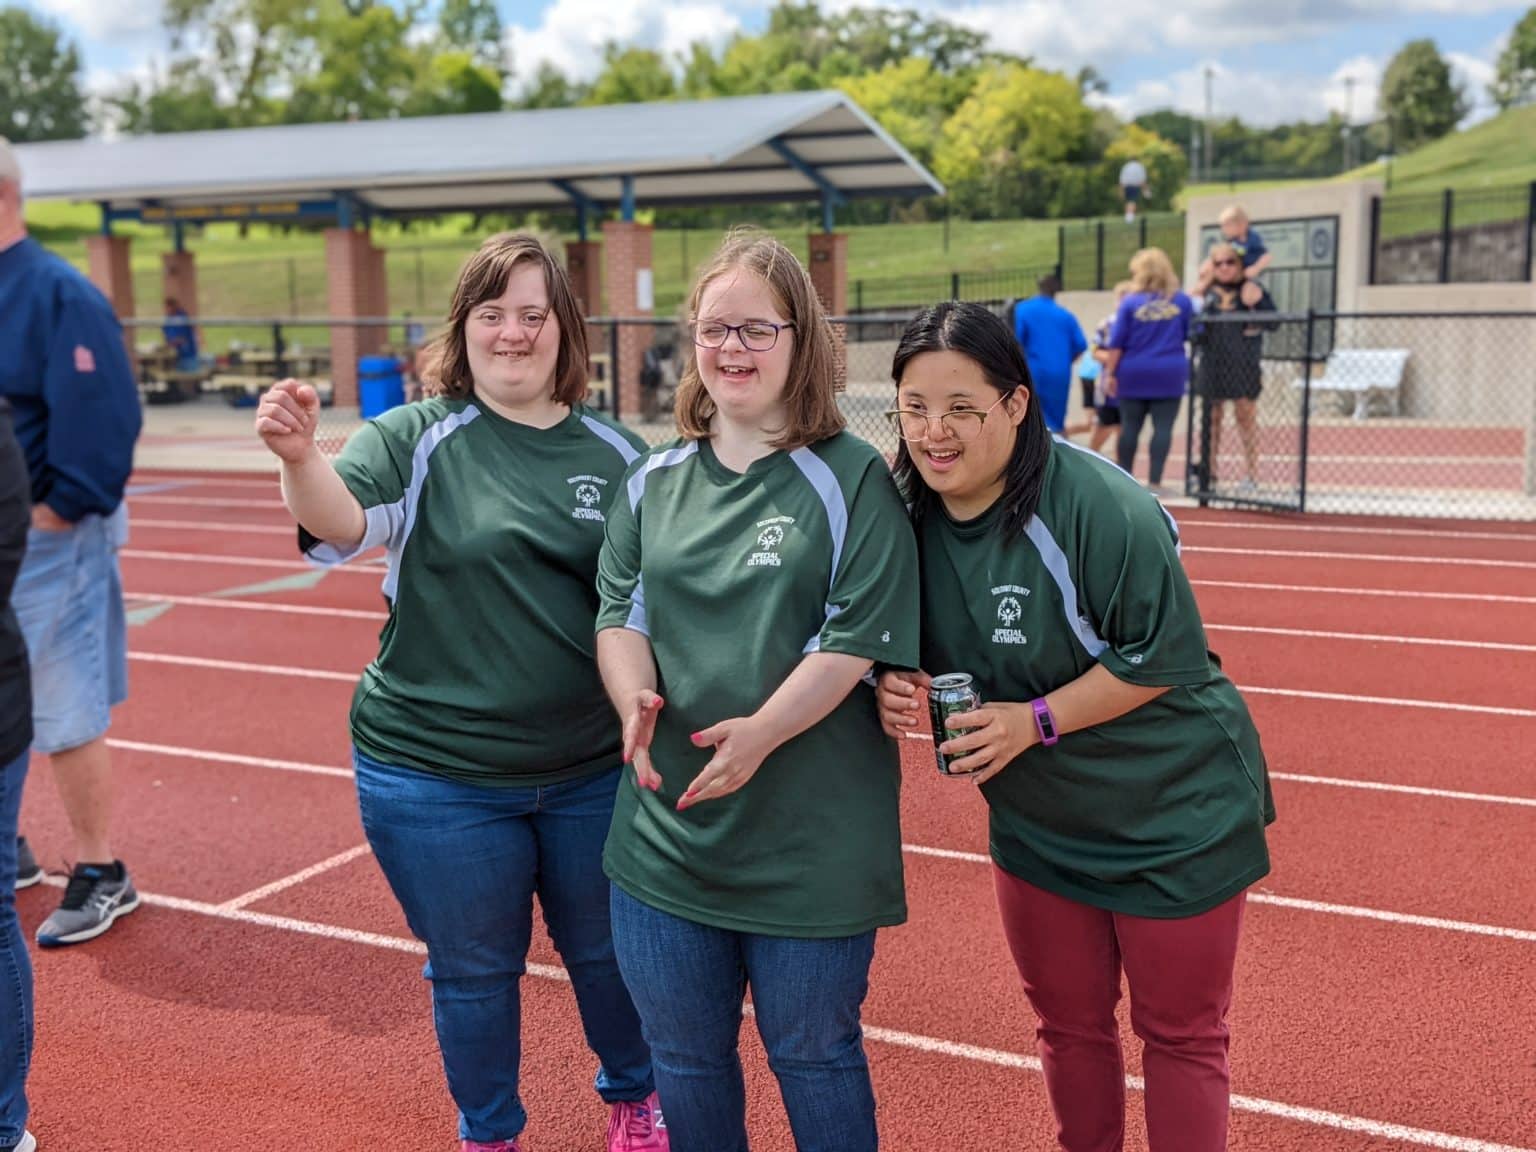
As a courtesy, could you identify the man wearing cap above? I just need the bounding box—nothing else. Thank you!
[0,136,142,951]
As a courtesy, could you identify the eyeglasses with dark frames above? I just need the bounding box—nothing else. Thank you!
[692,320,795,352]
[884,392,1015,442]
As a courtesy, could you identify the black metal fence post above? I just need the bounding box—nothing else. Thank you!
[1524,182,1536,283]
[1138,214,1147,251]
[1056,226,1065,285]
[1297,309,1316,514]
[272,321,287,381]
[1094,221,1105,291]
[1368,196,1381,285]
[854,280,863,313]
[949,271,961,301]
[609,322,621,422]
[1438,188,1454,284]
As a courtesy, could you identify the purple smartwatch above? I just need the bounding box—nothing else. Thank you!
[1031,697,1059,747]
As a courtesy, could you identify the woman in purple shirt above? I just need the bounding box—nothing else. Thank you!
[1103,249,1193,494]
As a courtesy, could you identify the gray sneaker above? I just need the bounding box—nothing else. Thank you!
[4,1130,37,1152]
[14,837,43,889]
[36,861,140,947]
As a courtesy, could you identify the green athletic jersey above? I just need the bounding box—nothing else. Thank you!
[596,433,920,936]
[303,399,647,786]
[918,440,1274,918]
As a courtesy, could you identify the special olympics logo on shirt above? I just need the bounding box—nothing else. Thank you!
[568,475,607,522]
[748,516,794,568]
[991,584,1029,646]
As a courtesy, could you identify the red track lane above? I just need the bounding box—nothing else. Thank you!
[128,601,382,672]
[127,524,324,560]
[1180,526,1536,563]
[122,558,387,605]
[19,746,364,905]
[1194,584,1536,645]
[1181,552,1536,598]
[893,759,1536,928]
[108,661,357,768]
[1211,631,1536,711]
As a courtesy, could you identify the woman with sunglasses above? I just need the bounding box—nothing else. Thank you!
[876,301,1273,1152]
[1194,242,1276,494]
[255,234,665,1152]
[596,229,919,1152]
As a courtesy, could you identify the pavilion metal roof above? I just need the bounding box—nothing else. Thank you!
[13,90,942,216]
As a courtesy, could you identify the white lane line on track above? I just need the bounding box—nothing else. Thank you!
[132,518,292,535]
[106,738,353,779]
[129,647,1536,716]
[36,874,1532,1152]
[1192,579,1536,605]
[1183,546,1536,569]
[897,843,1536,942]
[1205,623,1536,653]
[1177,519,1536,546]
[125,593,387,621]
[218,844,374,912]
[131,475,278,490]
[128,651,359,682]
[899,732,1536,808]
[122,549,381,574]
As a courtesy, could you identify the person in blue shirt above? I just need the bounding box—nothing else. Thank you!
[162,296,199,370]
[1012,274,1088,435]
[0,137,143,954]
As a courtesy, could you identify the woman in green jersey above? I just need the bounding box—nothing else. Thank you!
[594,230,920,1152]
[254,234,666,1152]
[876,301,1273,1152]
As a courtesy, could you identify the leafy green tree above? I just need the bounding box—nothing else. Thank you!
[164,0,313,123]
[934,63,1095,218]
[837,57,959,169]
[438,0,503,70]
[518,61,588,108]
[283,3,420,123]
[1101,124,1185,211]
[1379,39,1468,149]
[584,44,677,105]
[1491,8,1536,110]
[0,7,87,142]
[107,59,237,135]
[405,51,503,117]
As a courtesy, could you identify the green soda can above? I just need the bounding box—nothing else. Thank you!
[929,672,981,775]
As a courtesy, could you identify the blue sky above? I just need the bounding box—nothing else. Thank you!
[19,0,1526,127]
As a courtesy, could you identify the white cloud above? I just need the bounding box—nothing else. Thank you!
[507,0,744,86]
[31,0,162,40]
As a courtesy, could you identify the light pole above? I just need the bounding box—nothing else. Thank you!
[1203,66,1215,182]
[1342,75,1357,171]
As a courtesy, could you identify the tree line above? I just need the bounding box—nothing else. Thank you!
[3,0,1533,222]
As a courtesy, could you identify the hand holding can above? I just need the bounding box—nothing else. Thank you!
[929,673,982,775]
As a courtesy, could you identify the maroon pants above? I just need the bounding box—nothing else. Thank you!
[993,866,1247,1152]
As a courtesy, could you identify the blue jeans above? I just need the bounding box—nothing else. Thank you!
[610,885,879,1152]
[0,750,32,1146]
[354,751,654,1144]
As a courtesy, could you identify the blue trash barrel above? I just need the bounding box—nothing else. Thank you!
[358,355,405,419]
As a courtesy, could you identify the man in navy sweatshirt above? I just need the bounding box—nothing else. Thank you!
[0,137,143,951]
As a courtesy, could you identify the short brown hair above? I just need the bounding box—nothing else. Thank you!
[674,228,844,450]
[430,233,589,405]
[1128,247,1180,297]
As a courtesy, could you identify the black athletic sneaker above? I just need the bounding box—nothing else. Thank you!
[14,837,42,890]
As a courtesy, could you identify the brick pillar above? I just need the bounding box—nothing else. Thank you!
[808,232,849,390]
[85,235,135,319]
[603,220,653,419]
[566,240,604,316]
[325,228,375,409]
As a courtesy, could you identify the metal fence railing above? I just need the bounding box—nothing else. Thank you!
[1185,310,1536,520]
[1059,214,1186,291]
[1370,183,1536,286]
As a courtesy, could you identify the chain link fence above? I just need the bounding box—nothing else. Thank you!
[1186,310,1536,519]
[128,310,1536,522]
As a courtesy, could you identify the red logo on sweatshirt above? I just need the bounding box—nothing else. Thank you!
[73,345,96,373]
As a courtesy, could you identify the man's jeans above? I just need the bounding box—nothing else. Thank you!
[0,750,32,1146]
[610,884,879,1152]
[355,751,654,1145]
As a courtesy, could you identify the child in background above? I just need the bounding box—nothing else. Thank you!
[1083,281,1132,456]
[1195,205,1272,293]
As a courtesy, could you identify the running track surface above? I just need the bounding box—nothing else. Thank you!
[17,474,1536,1152]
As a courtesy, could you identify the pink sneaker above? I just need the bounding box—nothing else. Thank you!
[460,1140,521,1151]
[607,1091,668,1151]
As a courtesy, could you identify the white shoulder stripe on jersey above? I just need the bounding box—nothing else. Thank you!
[626,575,650,635]
[1051,434,1181,553]
[1024,514,1109,659]
[580,414,641,466]
[789,446,851,655]
[627,440,699,511]
[383,406,481,601]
